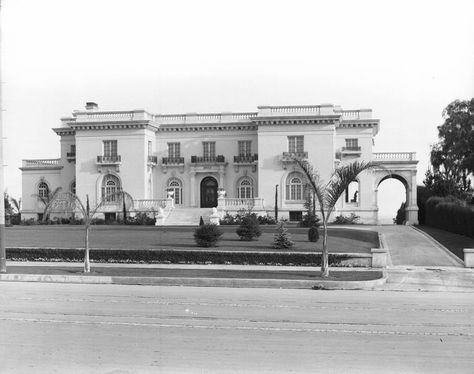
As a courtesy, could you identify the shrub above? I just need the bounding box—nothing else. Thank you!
[394,202,406,225]
[299,212,321,227]
[308,225,320,242]
[194,224,223,247]
[425,196,474,239]
[220,211,277,225]
[273,222,294,249]
[257,214,277,225]
[333,213,360,224]
[126,212,156,226]
[236,215,262,241]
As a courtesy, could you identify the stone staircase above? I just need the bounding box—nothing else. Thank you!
[161,207,214,226]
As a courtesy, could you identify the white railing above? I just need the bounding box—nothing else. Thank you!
[231,112,258,120]
[22,159,62,168]
[155,112,257,124]
[373,152,416,161]
[133,199,169,211]
[341,110,361,119]
[75,111,135,122]
[220,198,265,210]
[262,105,322,115]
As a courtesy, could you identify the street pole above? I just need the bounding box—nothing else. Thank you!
[0,0,6,273]
[274,184,278,222]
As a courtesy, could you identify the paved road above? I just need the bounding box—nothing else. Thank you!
[1,283,473,373]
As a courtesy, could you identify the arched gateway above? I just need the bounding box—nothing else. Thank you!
[200,176,218,208]
[373,152,419,224]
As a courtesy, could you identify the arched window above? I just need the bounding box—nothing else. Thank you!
[345,180,359,204]
[102,174,121,202]
[286,173,304,201]
[167,178,182,205]
[238,178,253,199]
[38,182,49,198]
[70,181,76,195]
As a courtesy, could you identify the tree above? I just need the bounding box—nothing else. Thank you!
[273,222,294,249]
[295,159,378,277]
[45,191,133,273]
[33,186,62,222]
[427,98,474,195]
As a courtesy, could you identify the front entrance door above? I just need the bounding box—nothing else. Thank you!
[200,176,218,208]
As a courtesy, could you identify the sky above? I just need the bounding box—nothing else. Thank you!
[2,0,474,220]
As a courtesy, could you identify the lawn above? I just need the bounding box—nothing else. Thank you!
[416,225,474,260]
[5,225,378,254]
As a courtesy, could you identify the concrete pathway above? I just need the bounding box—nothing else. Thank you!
[376,225,463,267]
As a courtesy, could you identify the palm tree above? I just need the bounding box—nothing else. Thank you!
[295,159,379,277]
[44,191,133,273]
[33,186,62,222]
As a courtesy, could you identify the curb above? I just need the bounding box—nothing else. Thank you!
[0,272,387,290]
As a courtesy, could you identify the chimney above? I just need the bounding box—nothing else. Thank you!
[85,102,99,111]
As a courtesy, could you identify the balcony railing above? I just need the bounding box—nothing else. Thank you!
[21,159,62,169]
[191,155,225,163]
[97,155,121,164]
[342,146,361,152]
[373,152,416,161]
[282,151,308,161]
[234,154,258,163]
[162,157,185,165]
[147,155,158,164]
[66,152,76,158]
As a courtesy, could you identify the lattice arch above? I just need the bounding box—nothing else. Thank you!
[285,172,305,201]
[101,174,121,202]
[237,177,254,199]
[167,177,183,205]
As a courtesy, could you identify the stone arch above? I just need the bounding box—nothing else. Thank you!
[374,171,418,224]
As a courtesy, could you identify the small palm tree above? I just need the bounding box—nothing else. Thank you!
[33,186,62,222]
[295,159,379,277]
[45,191,134,273]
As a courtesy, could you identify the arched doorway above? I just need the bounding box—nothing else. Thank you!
[376,174,409,224]
[200,176,218,208]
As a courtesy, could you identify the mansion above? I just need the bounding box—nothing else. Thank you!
[20,102,419,225]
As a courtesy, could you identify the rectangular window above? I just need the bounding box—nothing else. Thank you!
[345,138,359,149]
[238,141,251,156]
[203,142,216,158]
[168,143,180,159]
[103,140,117,157]
[70,145,76,154]
[148,141,152,156]
[288,136,304,153]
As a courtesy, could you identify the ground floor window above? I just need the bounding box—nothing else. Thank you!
[345,180,359,203]
[286,173,304,201]
[102,174,121,202]
[289,211,303,221]
[238,177,253,199]
[167,178,183,205]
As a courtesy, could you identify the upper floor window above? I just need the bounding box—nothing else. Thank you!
[70,181,76,195]
[103,140,117,157]
[148,141,152,156]
[168,143,180,159]
[345,138,359,149]
[38,182,49,199]
[288,136,304,153]
[238,141,251,156]
[203,142,216,158]
[70,145,76,154]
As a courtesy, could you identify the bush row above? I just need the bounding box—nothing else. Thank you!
[6,247,350,266]
[425,196,474,239]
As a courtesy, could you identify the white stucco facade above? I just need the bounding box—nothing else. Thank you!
[20,103,419,224]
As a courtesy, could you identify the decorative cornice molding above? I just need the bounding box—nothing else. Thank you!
[157,124,258,132]
[253,117,340,126]
[53,128,76,136]
[69,121,158,132]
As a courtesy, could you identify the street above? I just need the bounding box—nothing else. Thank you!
[0,282,473,373]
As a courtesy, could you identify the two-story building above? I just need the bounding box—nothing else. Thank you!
[20,102,419,224]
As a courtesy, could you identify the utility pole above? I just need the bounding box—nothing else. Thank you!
[0,0,6,273]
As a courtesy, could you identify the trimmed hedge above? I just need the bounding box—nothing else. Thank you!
[6,247,351,266]
[425,197,474,239]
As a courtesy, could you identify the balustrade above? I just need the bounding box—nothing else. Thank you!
[22,159,62,168]
[233,154,258,163]
[191,155,225,163]
[97,155,121,164]
[373,152,416,161]
[162,157,184,165]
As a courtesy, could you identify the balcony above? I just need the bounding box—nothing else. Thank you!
[66,152,76,162]
[97,155,121,164]
[341,146,362,157]
[161,156,185,173]
[147,155,158,166]
[191,155,226,164]
[233,154,258,172]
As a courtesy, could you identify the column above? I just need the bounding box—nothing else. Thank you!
[190,170,196,207]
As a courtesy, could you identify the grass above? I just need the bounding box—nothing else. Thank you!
[6,265,383,281]
[5,225,378,254]
[416,225,474,260]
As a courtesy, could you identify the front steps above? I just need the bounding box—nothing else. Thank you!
[160,207,214,226]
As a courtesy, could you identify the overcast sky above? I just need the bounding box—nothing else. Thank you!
[2,0,473,219]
